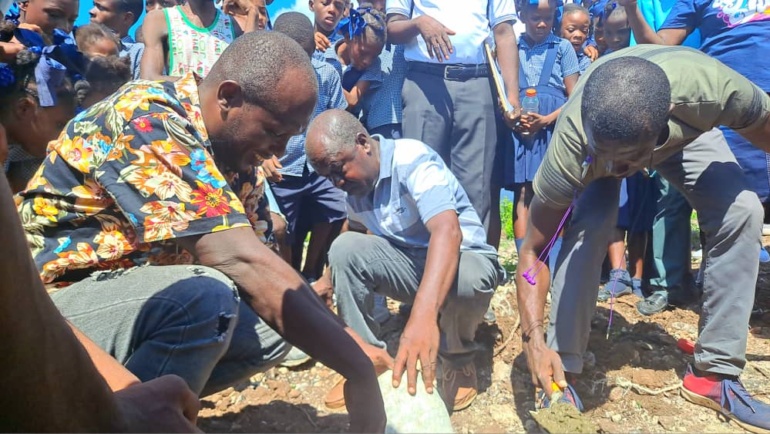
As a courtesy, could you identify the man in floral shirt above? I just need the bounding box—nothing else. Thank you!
[15,31,386,429]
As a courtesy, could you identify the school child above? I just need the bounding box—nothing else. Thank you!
[75,22,121,58]
[0,0,77,60]
[0,21,81,192]
[310,0,349,76]
[506,0,579,271]
[359,0,406,139]
[559,3,592,74]
[334,4,386,112]
[601,2,631,53]
[73,23,132,108]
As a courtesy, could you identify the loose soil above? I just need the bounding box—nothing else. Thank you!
[198,238,770,433]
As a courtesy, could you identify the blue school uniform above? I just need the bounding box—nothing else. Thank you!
[506,33,579,187]
[360,44,407,139]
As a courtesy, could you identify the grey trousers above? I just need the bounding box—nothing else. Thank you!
[549,129,761,376]
[50,265,290,396]
[648,175,693,291]
[401,68,498,234]
[329,232,500,366]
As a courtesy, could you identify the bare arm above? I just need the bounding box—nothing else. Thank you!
[623,0,690,45]
[0,172,123,431]
[493,22,521,112]
[177,227,386,431]
[344,80,372,109]
[392,210,461,394]
[69,323,141,391]
[140,9,175,81]
[516,196,569,395]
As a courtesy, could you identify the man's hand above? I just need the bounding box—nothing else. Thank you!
[392,316,440,395]
[500,100,523,130]
[583,45,599,61]
[315,32,331,52]
[262,156,283,183]
[415,15,455,62]
[223,0,266,33]
[524,341,568,398]
[311,272,334,310]
[114,375,201,433]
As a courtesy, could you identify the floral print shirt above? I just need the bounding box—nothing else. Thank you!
[16,73,271,286]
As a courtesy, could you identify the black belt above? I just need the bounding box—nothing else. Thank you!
[407,62,489,80]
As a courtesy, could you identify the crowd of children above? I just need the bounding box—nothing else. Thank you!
[1,0,769,430]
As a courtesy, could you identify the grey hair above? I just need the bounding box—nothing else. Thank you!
[306,109,368,160]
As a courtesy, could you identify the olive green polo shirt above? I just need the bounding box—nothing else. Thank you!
[533,45,770,209]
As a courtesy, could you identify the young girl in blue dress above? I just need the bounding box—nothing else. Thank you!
[506,0,580,270]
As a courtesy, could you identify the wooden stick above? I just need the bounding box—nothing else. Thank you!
[484,42,513,113]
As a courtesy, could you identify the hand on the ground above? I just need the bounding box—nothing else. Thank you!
[415,15,455,62]
[392,316,440,395]
[583,45,599,61]
[261,156,283,183]
[524,343,568,398]
[315,32,331,52]
[114,375,201,432]
[344,375,387,433]
[521,113,551,135]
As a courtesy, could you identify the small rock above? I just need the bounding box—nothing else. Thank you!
[288,389,301,399]
[278,367,289,374]
[608,387,625,402]
[658,416,677,431]
[492,360,511,384]
[651,416,659,426]
[611,414,623,423]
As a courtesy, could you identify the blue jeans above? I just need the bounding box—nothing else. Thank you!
[50,265,289,396]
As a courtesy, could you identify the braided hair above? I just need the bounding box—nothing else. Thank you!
[337,3,387,49]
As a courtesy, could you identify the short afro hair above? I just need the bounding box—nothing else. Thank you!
[204,31,318,115]
[582,57,671,143]
[273,11,314,56]
[116,0,144,24]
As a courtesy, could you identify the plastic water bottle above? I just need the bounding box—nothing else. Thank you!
[520,88,539,136]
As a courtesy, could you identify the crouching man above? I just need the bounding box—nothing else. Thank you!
[306,109,503,412]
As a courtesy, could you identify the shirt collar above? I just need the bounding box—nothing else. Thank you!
[121,34,135,44]
[374,134,394,183]
[520,33,558,49]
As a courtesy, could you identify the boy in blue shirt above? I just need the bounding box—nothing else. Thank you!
[310,0,349,76]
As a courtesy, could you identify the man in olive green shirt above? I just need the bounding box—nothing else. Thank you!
[517,45,770,432]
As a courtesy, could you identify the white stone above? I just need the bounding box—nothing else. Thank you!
[378,370,453,434]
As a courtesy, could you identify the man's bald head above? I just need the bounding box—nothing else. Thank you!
[306,109,379,197]
[204,31,318,116]
[306,109,368,164]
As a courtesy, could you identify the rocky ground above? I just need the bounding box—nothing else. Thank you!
[198,239,770,433]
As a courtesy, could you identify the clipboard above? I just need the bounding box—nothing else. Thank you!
[484,41,514,114]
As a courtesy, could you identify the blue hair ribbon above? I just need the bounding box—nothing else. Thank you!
[3,1,20,24]
[336,7,384,39]
[0,63,15,87]
[12,27,85,107]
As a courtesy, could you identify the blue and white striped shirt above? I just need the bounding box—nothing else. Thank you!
[347,136,497,255]
[360,44,406,130]
[519,33,580,92]
[279,58,347,176]
[120,35,144,80]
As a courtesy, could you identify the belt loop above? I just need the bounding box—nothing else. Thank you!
[444,65,450,80]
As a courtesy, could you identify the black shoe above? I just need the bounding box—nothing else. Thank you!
[637,292,669,316]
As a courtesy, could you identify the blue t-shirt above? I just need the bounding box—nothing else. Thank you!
[629,0,701,47]
[661,0,770,90]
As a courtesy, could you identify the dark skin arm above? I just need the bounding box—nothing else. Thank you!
[176,227,386,432]
[515,195,570,397]
[618,0,689,45]
[387,13,456,62]
[739,114,770,152]
[392,210,461,395]
[493,21,522,117]
[140,9,178,81]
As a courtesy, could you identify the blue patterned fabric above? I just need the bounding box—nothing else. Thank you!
[518,33,579,92]
[360,44,406,131]
[279,57,347,176]
[312,29,343,77]
[121,35,144,80]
